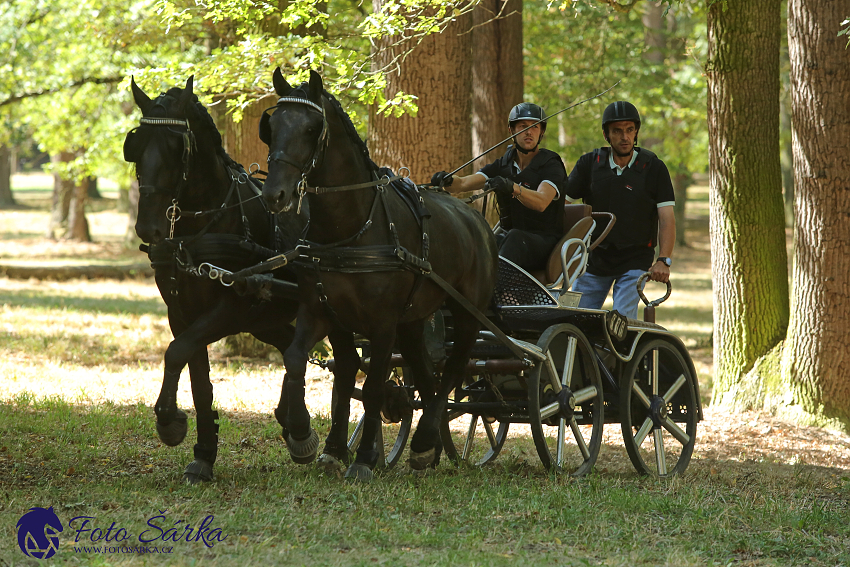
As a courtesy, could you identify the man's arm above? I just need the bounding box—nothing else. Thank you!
[649,205,675,283]
[444,172,488,194]
[511,181,557,212]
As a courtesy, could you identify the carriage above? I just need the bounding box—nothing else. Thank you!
[342,202,702,478]
[127,71,701,483]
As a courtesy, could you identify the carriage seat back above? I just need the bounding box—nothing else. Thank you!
[529,204,594,287]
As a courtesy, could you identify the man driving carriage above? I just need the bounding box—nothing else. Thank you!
[566,100,676,320]
[431,102,568,271]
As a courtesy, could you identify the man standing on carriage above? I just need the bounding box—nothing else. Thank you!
[565,101,676,320]
[431,103,568,272]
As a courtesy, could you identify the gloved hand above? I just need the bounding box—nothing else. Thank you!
[487,176,514,198]
[430,171,453,187]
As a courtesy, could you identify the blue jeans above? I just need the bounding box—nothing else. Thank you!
[573,269,646,320]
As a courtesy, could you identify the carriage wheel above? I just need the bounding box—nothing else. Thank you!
[347,413,411,469]
[440,406,509,467]
[620,337,698,477]
[347,370,414,469]
[530,324,603,475]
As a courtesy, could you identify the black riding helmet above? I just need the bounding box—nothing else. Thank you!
[509,103,546,154]
[602,101,641,142]
[508,103,547,133]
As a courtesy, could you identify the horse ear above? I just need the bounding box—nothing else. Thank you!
[177,75,195,112]
[131,77,153,114]
[308,70,323,102]
[273,68,293,96]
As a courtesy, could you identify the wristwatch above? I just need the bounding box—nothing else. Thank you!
[657,256,672,267]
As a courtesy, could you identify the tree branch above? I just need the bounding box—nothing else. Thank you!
[0,76,124,108]
[597,0,641,13]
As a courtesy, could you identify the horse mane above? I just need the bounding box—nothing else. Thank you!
[290,83,378,173]
[153,87,238,170]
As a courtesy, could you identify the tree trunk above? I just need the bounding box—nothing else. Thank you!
[220,101,269,173]
[46,152,74,239]
[87,176,102,200]
[369,2,473,184]
[0,144,13,207]
[471,0,522,225]
[778,0,850,430]
[706,0,789,405]
[65,175,91,241]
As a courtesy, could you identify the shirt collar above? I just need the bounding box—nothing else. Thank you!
[609,148,638,176]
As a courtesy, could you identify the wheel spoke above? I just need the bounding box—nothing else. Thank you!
[540,401,560,421]
[556,418,566,466]
[634,417,653,447]
[573,385,598,405]
[662,417,690,446]
[483,420,497,448]
[631,382,652,409]
[462,415,478,460]
[651,349,660,396]
[561,336,577,388]
[653,429,667,475]
[570,417,591,461]
[545,354,562,394]
[663,374,687,403]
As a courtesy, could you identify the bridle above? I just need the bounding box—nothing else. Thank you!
[263,97,329,213]
[127,115,197,238]
[262,95,408,214]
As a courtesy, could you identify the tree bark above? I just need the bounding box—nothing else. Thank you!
[706,0,789,404]
[369,2,473,184]
[0,144,13,207]
[220,101,268,172]
[65,175,91,241]
[46,152,74,239]
[471,0,522,224]
[779,0,850,430]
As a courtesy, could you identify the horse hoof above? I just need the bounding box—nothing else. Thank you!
[408,448,436,470]
[285,429,319,464]
[344,463,374,483]
[183,459,214,484]
[156,409,188,446]
[316,453,344,475]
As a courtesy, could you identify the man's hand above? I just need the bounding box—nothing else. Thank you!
[487,176,514,198]
[430,171,453,187]
[649,260,670,283]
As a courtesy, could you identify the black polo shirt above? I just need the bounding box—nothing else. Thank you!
[478,146,567,237]
[566,147,675,276]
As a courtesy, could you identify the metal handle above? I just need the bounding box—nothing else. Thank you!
[636,272,672,307]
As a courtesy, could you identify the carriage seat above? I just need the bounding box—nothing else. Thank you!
[528,204,616,302]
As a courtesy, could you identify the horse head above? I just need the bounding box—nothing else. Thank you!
[127,76,219,244]
[261,68,328,214]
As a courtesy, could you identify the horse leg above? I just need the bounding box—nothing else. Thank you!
[278,307,330,464]
[317,329,359,471]
[184,349,216,484]
[396,320,440,468]
[154,311,191,446]
[344,330,395,483]
[409,309,479,469]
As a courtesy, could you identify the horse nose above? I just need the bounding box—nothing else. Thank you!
[135,222,164,244]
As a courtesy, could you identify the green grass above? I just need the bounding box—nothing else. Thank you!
[2,184,846,565]
[0,398,848,566]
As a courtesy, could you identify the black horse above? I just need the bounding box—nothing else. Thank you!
[261,69,498,481]
[126,76,360,483]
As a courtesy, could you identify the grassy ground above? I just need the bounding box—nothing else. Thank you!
[1,175,849,566]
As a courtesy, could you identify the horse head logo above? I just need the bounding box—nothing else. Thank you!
[16,506,63,559]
